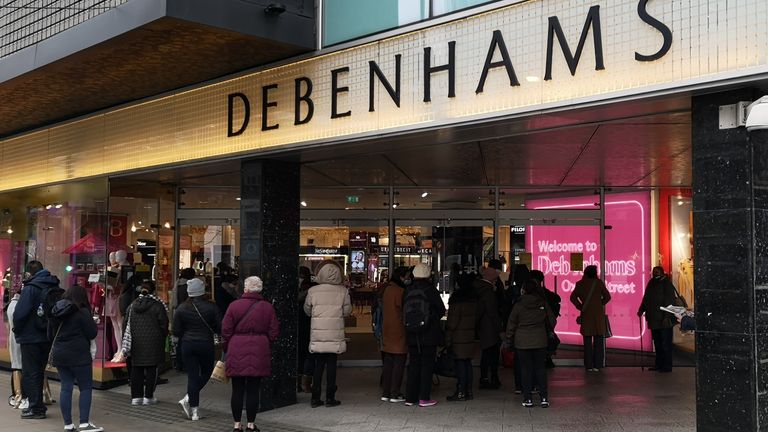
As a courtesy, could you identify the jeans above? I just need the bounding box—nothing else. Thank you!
[182,340,215,407]
[583,336,606,369]
[513,349,522,391]
[480,343,500,383]
[312,353,338,401]
[454,358,473,393]
[652,327,674,371]
[406,344,437,402]
[517,348,547,400]
[21,342,50,414]
[381,352,406,398]
[130,366,158,399]
[231,376,261,423]
[57,364,93,425]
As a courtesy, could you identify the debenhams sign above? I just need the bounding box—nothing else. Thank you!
[220,0,758,145]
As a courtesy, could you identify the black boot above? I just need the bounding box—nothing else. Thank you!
[325,386,341,407]
[311,383,323,408]
[446,388,467,402]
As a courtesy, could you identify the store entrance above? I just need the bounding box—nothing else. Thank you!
[177,210,241,303]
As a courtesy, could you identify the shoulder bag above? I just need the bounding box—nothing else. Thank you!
[47,323,63,369]
[192,301,221,346]
[576,280,598,325]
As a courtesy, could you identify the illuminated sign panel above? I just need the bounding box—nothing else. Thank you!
[527,192,651,350]
[1,0,767,191]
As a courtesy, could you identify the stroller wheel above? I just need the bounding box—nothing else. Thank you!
[8,395,14,407]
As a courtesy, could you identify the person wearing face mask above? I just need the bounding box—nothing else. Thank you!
[637,266,678,372]
[379,266,411,403]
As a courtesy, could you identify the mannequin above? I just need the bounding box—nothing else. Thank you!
[107,250,131,362]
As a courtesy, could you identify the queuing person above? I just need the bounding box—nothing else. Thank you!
[444,273,478,402]
[173,278,221,421]
[222,276,279,432]
[120,280,169,405]
[530,270,561,368]
[637,266,677,373]
[404,263,445,407]
[214,274,239,317]
[304,260,352,408]
[569,265,611,371]
[487,259,510,322]
[12,260,61,420]
[506,280,555,408]
[297,266,316,393]
[379,266,410,403]
[48,285,102,432]
[475,267,502,390]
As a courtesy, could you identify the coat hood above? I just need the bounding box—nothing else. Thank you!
[315,262,343,285]
[51,299,78,318]
[132,295,160,313]
[25,269,60,288]
[518,293,546,310]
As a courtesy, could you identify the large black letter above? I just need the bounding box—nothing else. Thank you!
[331,67,351,118]
[476,30,519,94]
[227,92,250,137]
[369,54,401,112]
[424,41,456,103]
[261,84,279,131]
[294,77,314,125]
[545,5,604,80]
[635,0,672,61]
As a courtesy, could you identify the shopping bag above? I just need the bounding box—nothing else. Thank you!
[210,360,229,384]
[501,346,515,368]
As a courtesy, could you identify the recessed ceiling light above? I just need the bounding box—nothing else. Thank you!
[421,192,429,198]
[301,201,308,207]
[236,197,242,201]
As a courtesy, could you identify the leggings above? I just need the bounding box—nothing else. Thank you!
[231,376,261,423]
[130,365,158,399]
[181,340,215,407]
[58,364,93,426]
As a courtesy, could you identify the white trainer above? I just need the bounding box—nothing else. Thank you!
[179,395,191,419]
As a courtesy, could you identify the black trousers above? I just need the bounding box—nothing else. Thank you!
[406,344,437,402]
[312,353,338,401]
[583,335,606,369]
[20,342,50,414]
[652,327,674,371]
[130,365,159,399]
[381,352,406,398]
[231,376,261,424]
[181,340,215,407]
[517,348,547,400]
[454,358,473,393]
[480,343,500,382]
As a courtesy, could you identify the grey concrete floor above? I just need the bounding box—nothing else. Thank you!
[0,365,695,431]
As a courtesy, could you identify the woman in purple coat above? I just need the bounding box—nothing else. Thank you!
[221,276,279,432]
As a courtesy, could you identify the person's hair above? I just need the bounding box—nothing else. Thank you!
[652,265,665,275]
[512,264,530,287]
[299,266,312,280]
[530,270,545,283]
[26,260,43,276]
[140,279,156,294]
[244,276,263,293]
[523,279,545,300]
[488,259,503,271]
[583,265,598,279]
[390,266,410,285]
[63,284,90,310]
[180,267,196,280]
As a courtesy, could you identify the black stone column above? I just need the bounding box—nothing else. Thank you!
[240,159,300,410]
[692,89,768,431]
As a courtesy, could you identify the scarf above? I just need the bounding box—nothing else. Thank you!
[120,294,167,357]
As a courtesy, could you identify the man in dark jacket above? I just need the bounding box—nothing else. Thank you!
[637,266,677,372]
[475,267,502,389]
[404,263,445,407]
[530,270,561,368]
[12,261,61,419]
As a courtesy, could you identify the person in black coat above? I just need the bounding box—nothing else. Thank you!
[173,278,221,421]
[404,263,446,407]
[49,285,101,431]
[123,280,168,405]
[637,266,678,372]
[530,270,561,368]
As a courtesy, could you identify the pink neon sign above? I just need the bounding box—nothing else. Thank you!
[527,192,651,351]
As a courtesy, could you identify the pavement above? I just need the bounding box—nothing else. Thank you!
[0,365,696,432]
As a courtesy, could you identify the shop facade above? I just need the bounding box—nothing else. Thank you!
[1,0,767,429]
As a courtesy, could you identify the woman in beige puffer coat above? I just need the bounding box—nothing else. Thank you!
[303,260,352,408]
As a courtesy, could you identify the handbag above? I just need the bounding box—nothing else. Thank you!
[47,323,62,369]
[434,347,456,378]
[604,314,613,338]
[671,284,688,309]
[210,357,229,384]
[576,280,598,325]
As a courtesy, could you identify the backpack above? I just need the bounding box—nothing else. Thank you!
[372,295,384,342]
[34,284,65,331]
[544,289,561,317]
[403,286,431,333]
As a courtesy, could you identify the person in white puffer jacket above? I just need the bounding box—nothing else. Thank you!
[303,260,351,409]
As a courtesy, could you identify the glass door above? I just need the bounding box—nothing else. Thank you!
[177,217,240,301]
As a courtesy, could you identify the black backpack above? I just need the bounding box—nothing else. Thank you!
[403,286,431,333]
[34,284,65,331]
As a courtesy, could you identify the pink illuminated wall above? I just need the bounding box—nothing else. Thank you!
[527,192,652,351]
